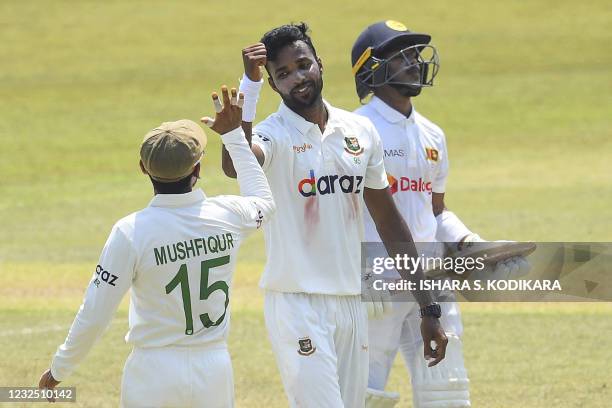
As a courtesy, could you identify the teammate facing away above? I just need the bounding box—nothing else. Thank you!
[351,20,530,408]
[38,87,275,408]
[219,23,448,407]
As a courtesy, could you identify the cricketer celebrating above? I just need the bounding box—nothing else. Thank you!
[351,20,530,408]
[219,23,447,407]
[38,87,275,407]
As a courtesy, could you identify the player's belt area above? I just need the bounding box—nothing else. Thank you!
[134,339,228,352]
[425,241,537,278]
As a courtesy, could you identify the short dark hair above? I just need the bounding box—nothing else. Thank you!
[150,173,193,194]
[261,22,318,63]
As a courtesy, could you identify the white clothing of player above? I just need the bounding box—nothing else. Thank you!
[252,100,389,407]
[50,128,275,408]
[356,96,470,408]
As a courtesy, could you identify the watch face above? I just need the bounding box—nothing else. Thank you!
[431,304,442,317]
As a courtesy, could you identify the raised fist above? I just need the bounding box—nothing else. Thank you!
[242,43,267,82]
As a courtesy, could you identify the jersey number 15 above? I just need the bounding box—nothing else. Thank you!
[165,256,230,335]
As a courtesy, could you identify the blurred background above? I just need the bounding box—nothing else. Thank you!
[1,0,611,406]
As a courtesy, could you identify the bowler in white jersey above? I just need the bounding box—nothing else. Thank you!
[38,88,275,408]
[351,21,530,408]
[221,23,448,408]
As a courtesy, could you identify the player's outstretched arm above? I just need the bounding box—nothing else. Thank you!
[221,43,267,178]
[221,121,266,179]
[202,86,275,225]
[41,225,135,387]
[364,186,448,366]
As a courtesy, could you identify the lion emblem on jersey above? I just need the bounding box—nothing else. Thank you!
[344,136,364,156]
[297,337,316,356]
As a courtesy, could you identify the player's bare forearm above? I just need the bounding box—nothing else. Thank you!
[223,43,267,179]
[432,192,447,217]
[221,121,251,178]
[364,186,435,307]
[221,144,238,178]
[366,186,448,365]
[221,121,264,178]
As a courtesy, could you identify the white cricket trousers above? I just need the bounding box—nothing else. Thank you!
[120,342,234,408]
[368,300,464,390]
[264,291,369,408]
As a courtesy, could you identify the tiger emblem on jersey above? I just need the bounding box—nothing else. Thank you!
[297,337,316,356]
[344,137,364,156]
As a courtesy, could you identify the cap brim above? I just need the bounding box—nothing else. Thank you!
[375,32,431,56]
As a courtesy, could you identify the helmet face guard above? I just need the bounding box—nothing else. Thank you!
[354,44,440,100]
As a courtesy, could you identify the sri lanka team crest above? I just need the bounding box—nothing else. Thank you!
[344,136,364,156]
[425,147,439,162]
[297,337,316,356]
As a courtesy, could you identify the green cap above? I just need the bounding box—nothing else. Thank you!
[140,119,207,182]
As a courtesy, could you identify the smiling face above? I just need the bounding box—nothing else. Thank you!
[266,40,324,111]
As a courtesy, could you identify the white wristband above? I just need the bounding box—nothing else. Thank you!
[435,211,473,246]
[239,74,263,122]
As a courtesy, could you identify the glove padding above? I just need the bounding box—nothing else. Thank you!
[468,255,531,281]
[493,255,531,278]
[462,234,532,280]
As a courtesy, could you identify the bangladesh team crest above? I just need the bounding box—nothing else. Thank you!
[344,136,364,156]
[297,337,316,356]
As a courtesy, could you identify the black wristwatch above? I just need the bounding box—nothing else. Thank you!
[419,303,442,318]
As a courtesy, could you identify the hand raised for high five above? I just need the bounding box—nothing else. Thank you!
[242,43,267,82]
[201,86,244,135]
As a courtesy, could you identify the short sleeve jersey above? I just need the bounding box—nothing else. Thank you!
[355,96,449,244]
[252,101,388,295]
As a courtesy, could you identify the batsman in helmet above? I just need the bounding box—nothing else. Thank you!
[351,20,532,408]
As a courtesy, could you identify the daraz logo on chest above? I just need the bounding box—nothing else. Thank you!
[298,170,364,197]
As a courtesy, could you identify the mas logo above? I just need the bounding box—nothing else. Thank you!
[298,170,363,197]
[384,149,405,158]
[387,174,432,195]
[344,137,364,156]
[425,147,439,162]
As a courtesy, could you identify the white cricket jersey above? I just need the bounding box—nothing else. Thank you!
[50,128,275,381]
[355,96,449,244]
[252,100,389,295]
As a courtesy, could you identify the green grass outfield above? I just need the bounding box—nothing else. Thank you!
[1,0,611,406]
